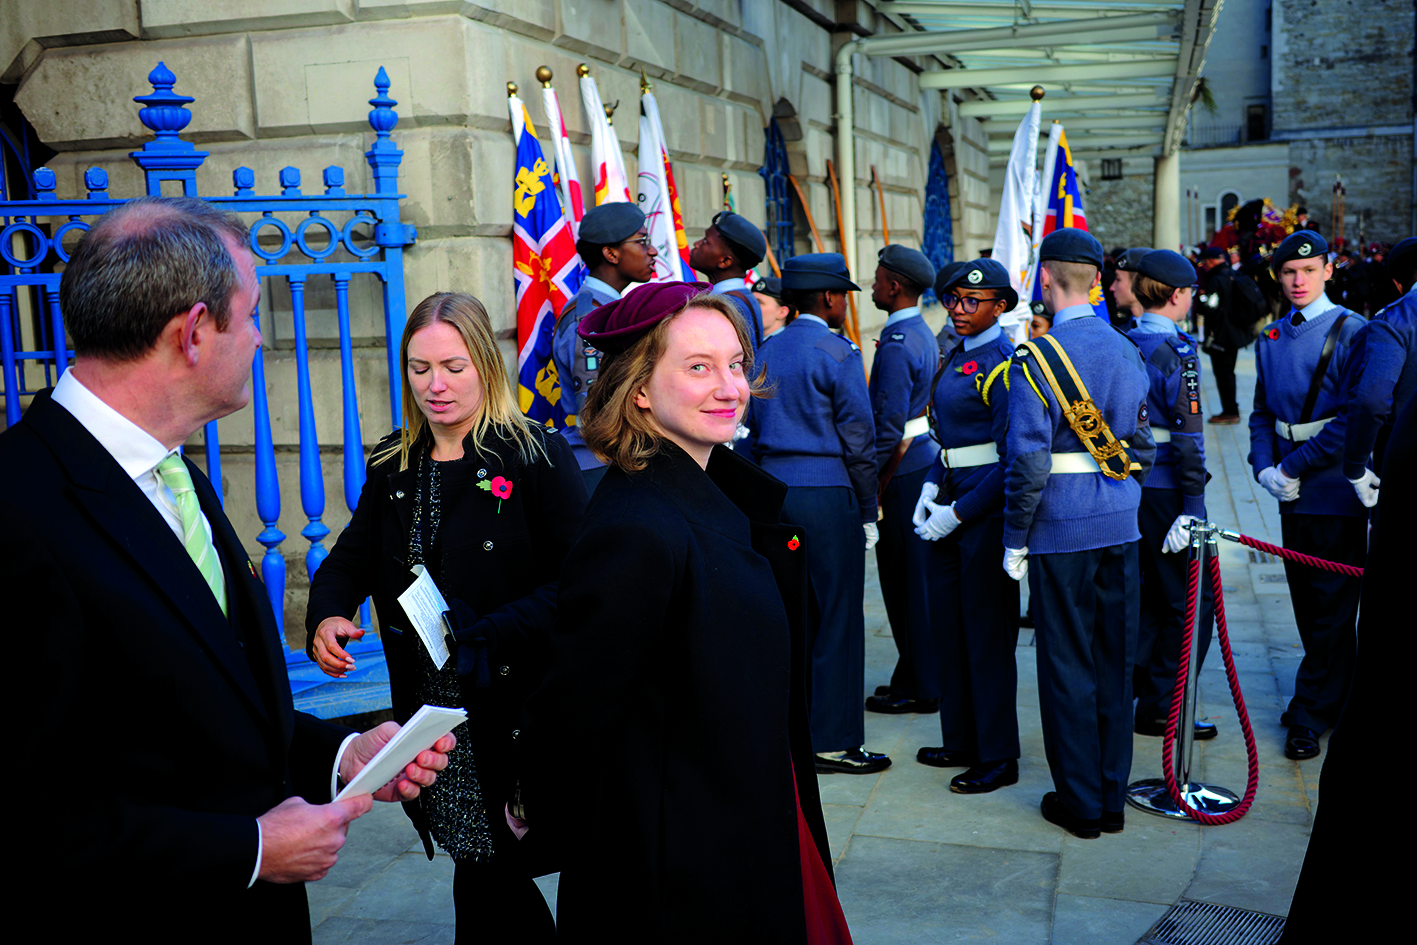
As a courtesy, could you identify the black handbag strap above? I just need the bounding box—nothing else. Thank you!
[1298,314,1349,424]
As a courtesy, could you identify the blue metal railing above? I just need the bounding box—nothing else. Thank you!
[760,117,794,264]
[921,141,954,306]
[0,62,417,717]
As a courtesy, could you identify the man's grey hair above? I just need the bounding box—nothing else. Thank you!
[59,196,251,361]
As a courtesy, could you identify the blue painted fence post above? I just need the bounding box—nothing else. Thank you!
[366,67,415,427]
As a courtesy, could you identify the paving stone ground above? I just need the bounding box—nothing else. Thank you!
[311,339,1316,944]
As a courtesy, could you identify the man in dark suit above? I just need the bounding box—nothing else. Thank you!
[3,196,451,941]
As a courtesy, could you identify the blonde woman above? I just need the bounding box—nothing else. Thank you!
[307,292,587,941]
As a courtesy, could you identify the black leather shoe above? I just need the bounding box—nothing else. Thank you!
[949,760,1018,794]
[1040,792,1101,839]
[873,684,892,696]
[815,748,892,774]
[1101,810,1124,834]
[1285,725,1320,760]
[916,747,976,768]
[865,693,940,714]
[1134,717,1219,740]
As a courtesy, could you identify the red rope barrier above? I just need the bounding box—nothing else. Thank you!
[1229,532,1365,578]
[1161,555,1260,825]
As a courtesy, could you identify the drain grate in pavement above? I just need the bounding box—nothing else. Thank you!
[1247,549,1275,564]
[1137,899,1285,945]
[1256,573,1288,584]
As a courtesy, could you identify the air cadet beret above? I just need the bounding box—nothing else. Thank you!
[1199,245,1228,259]
[945,257,1018,310]
[934,261,967,298]
[1039,227,1104,269]
[578,202,646,245]
[752,274,783,301]
[1387,237,1417,276]
[1271,230,1328,269]
[1137,249,1197,289]
[877,244,936,292]
[1115,247,1154,271]
[577,280,712,353]
[780,253,860,293]
[711,211,766,268]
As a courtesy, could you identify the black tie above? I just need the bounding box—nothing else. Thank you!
[1290,311,1304,327]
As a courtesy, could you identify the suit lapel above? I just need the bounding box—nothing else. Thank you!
[27,393,272,726]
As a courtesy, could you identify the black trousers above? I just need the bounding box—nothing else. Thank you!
[783,485,867,753]
[928,514,1020,761]
[1207,347,1239,415]
[1030,542,1139,820]
[1279,513,1365,734]
[1133,489,1214,723]
[453,849,556,944]
[877,465,940,700]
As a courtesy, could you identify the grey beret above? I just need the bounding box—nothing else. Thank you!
[711,210,766,268]
[1137,249,1197,288]
[781,253,860,293]
[945,257,1018,311]
[1115,247,1153,272]
[934,261,967,298]
[876,244,936,292]
[1039,227,1104,269]
[579,202,646,245]
[1272,230,1328,269]
[751,274,783,301]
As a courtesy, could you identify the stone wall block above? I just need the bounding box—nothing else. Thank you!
[556,0,625,61]
[507,45,594,138]
[693,0,741,28]
[673,10,722,94]
[401,235,513,332]
[720,34,770,113]
[458,0,559,40]
[16,34,255,151]
[623,0,675,73]
[140,0,355,39]
[651,81,702,158]
[699,98,730,164]
[1,0,141,84]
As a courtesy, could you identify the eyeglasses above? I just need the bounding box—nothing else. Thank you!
[620,235,652,248]
[943,295,1005,314]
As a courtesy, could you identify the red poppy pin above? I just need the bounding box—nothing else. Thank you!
[1267,327,1280,340]
[958,360,979,375]
[788,535,800,551]
[477,475,514,512]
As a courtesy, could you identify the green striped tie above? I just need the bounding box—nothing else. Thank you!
[156,454,228,617]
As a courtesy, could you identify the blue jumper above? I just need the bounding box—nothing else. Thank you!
[924,322,1013,522]
[1128,312,1207,518]
[1004,305,1155,554]
[1341,284,1416,477]
[869,307,939,477]
[742,314,878,522]
[1247,295,1366,517]
[553,276,619,470]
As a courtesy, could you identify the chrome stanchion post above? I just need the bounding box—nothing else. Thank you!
[1127,519,1242,821]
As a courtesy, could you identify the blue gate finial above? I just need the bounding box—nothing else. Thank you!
[130,61,208,196]
[365,67,404,197]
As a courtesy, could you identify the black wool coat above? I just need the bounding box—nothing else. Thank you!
[520,441,833,943]
[306,424,588,857]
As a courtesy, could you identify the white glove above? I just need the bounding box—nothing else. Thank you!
[912,481,940,530]
[863,522,879,550]
[1258,465,1301,502]
[1003,547,1029,582]
[1348,469,1380,508]
[1163,514,1199,554]
[915,500,961,541]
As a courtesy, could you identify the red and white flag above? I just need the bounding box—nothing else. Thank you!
[579,68,631,205]
[541,80,584,240]
[637,88,694,282]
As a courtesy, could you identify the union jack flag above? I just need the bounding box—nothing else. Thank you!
[510,96,584,426]
[1029,125,1109,319]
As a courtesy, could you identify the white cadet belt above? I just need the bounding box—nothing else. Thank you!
[1051,452,1103,474]
[940,442,1000,468]
[1275,417,1332,442]
[903,416,931,439]
[1151,427,1172,443]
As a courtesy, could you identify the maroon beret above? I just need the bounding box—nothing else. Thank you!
[577,280,712,353]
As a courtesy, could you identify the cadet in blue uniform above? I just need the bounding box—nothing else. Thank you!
[1342,236,1416,503]
[741,253,889,774]
[864,245,941,716]
[751,275,792,340]
[1003,228,1155,838]
[554,202,657,490]
[913,258,1021,794]
[933,260,967,358]
[1249,231,1367,761]
[1126,250,1218,741]
[1109,247,1152,329]
[689,210,766,351]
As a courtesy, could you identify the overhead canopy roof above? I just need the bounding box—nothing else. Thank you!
[866,0,1222,164]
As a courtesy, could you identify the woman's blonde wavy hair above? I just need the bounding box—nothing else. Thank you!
[373,292,548,469]
[579,292,767,472]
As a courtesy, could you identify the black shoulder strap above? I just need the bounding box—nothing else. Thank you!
[724,289,763,348]
[926,345,951,438]
[1299,314,1350,424]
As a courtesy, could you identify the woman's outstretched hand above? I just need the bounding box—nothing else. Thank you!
[312,615,364,678]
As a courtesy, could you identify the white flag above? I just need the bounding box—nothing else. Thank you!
[991,100,1042,343]
[541,83,584,240]
[638,90,683,282]
[579,70,631,205]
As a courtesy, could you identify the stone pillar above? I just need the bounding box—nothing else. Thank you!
[1153,151,1181,251]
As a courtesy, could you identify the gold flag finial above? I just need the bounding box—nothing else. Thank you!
[535,66,553,88]
[1030,85,1046,101]
[640,65,651,94]
[576,62,590,78]
[604,101,618,125]
[507,81,518,97]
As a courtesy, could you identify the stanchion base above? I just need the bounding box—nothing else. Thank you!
[1126,778,1241,821]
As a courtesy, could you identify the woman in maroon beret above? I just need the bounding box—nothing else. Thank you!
[520,282,852,942]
